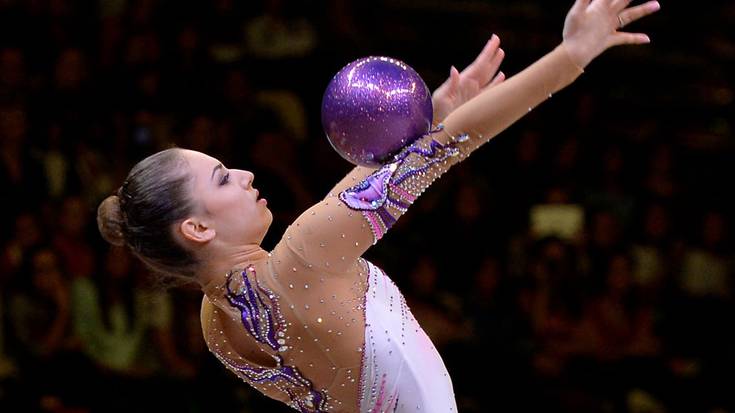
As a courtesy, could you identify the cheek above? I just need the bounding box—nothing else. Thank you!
[222,190,258,226]
[204,186,240,213]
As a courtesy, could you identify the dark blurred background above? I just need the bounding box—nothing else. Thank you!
[0,0,733,412]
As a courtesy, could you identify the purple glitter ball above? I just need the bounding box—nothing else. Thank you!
[321,56,433,167]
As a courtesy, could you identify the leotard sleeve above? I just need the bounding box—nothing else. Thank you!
[283,44,583,273]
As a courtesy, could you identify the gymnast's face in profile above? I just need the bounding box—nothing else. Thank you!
[179,150,273,249]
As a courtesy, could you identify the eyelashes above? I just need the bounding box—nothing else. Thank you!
[220,172,230,186]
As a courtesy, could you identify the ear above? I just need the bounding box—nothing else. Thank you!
[179,217,216,244]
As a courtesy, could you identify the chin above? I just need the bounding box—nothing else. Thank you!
[257,215,274,242]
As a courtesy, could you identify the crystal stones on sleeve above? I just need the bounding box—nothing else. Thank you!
[339,124,468,244]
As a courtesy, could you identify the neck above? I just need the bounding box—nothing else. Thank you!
[197,243,270,292]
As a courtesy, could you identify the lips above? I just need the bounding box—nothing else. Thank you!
[254,188,267,205]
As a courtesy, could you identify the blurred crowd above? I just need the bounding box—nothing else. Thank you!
[0,0,733,412]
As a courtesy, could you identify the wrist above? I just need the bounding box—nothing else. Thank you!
[560,40,594,70]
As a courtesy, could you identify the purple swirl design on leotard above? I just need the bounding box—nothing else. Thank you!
[224,267,282,351]
[339,125,466,243]
[219,267,328,412]
[339,164,397,211]
[390,137,460,185]
[215,352,327,412]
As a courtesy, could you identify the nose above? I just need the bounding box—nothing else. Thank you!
[239,170,254,189]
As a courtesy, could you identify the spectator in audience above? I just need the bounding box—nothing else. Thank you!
[1,212,43,279]
[0,47,27,104]
[6,246,90,410]
[631,202,673,294]
[527,237,586,378]
[583,209,624,279]
[0,105,47,217]
[403,255,469,350]
[679,210,732,298]
[8,247,71,361]
[71,246,152,375]
[644,143,680,201]
[244,0,317,60]
[586,144,636,228]
[462,256,537,410]
[578,252,663,411]
[585,253,660,360]
[214,67,282,158]
[52,195,96,280]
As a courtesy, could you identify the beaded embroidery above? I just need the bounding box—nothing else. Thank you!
[224,267,289,352]
[370,373,400,413]
[213,352,327,412]
[214,266,329,412]
[339,124,468,243]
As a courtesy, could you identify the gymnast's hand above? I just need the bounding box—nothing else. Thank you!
[432,34,506,124]
[562,0,661,68]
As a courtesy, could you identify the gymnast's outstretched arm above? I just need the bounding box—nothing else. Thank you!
[322,34,507,200]
[283,0,660,273]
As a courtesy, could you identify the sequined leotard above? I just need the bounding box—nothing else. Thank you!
[200,45,583,412]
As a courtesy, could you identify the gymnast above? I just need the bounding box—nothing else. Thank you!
[97,1,660,411]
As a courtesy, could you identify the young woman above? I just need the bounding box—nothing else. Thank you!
[97,1,660,411]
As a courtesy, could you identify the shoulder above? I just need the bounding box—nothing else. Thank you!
[278,199,373,273]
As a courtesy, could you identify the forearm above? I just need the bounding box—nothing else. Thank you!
[310,45,582,254]
[327,44,580,199]
[343,43,586,232]
[324,164,378,199]
[440,43,583,151]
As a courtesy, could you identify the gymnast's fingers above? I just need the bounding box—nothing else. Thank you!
[607,31,651,47]
[618,1,660,28]
[610,0,633,13]
[485,71,505,89]
[462,35,503,86]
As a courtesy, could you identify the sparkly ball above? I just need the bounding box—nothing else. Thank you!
[321,56,433,167]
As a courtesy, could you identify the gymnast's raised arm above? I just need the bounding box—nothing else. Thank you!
[322,34,507,200]
[438,0,660,148]
[281,0,660,273]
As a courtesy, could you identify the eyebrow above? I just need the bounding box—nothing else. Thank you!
[211,163,223,182]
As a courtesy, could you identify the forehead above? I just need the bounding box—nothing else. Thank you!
[182,150,220,170]
[181,150,222,190]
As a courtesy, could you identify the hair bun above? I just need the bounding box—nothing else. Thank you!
[97,195,126,246]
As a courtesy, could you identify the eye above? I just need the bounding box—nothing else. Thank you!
[219,172,230,186]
